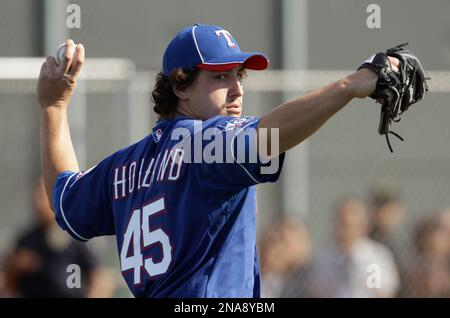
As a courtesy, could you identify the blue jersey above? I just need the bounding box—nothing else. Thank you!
[52,115,284,298]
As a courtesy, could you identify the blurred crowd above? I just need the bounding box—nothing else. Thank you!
[0,178,117,298]
[260,182,450,298]
[0,178,449,298]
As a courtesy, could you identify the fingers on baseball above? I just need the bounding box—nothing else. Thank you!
[60,39,77,74]
[45,56,57,76]
[39,60,48,77]
[68,44,85,80]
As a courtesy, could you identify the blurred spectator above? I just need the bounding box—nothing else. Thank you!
[0,178,115,298]
[406,213,450,297]
[309,198,399,298]
[367,181,405,253]
[440,208,450,258]
[367,181,407,296]
[440,208,450,287]
[260,216,312,297]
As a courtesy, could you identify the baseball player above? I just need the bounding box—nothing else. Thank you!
[36,24,427,297]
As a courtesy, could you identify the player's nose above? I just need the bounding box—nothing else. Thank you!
[229,77,244,99]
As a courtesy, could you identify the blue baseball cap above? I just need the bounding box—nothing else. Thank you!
[162,24,269,76]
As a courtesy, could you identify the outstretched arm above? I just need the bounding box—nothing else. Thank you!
[37,40,85,206]
[257,58,399,158]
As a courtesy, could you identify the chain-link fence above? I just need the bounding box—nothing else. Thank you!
[0,60,449,297]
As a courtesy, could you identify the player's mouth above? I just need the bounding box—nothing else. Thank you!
[226,103,241,114]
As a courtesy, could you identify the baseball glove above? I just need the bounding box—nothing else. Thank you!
[358,43,429,152]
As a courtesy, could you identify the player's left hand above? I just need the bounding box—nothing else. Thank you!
[37,39,85,109]
[348,56,400,100]
[375,56,399,104]
[357,43,429,152]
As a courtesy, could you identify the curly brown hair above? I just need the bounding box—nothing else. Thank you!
[151,68,199,119]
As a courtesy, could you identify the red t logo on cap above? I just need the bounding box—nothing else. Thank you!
[214,30,237,48]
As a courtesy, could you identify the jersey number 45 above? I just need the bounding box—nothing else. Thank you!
[120,197,173,286]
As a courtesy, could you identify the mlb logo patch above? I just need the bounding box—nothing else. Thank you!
[72,165,98,187]
[152,129,163,143]
[74,171,83,182]
[218,117,253,131]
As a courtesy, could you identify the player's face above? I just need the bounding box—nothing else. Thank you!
[184,66,246,119]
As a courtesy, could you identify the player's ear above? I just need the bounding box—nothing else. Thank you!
[172,84,190,102]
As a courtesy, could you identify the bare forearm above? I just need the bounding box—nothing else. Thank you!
[259,79,351,154]
[40,107,79,204]
[258,69,377,156]
[37,40,84,205]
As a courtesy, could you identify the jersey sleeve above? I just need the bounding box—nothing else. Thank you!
[197,116,285,192]
[52,160,115,242]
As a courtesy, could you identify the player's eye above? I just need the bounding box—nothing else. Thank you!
[214,74,228,80]
[237,69,248,81]
[237,72,247,81]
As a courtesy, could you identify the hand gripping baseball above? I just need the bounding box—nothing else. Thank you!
[37,39,85,109]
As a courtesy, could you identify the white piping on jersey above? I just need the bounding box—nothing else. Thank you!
[230,120,261,185]
[59,173,89,241]
[191,25,205,63]
[70,165,98,188]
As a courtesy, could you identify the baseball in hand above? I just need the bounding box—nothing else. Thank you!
[53,43,68,66]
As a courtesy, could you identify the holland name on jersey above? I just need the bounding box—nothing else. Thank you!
[113,148,184,200]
